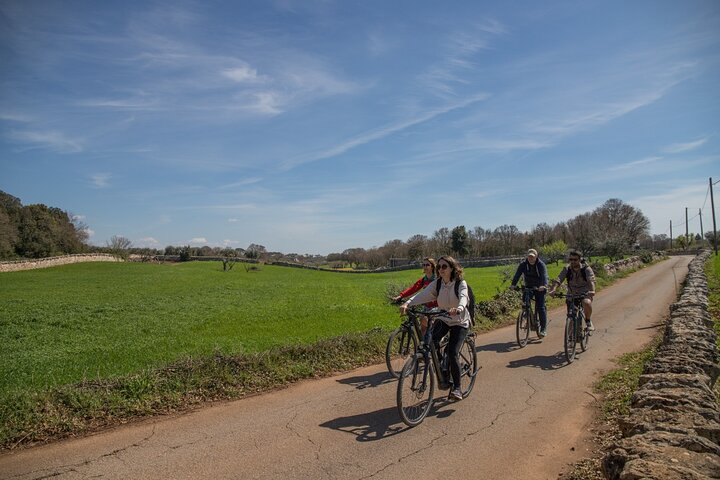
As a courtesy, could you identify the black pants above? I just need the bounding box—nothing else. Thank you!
[432,321,469,389]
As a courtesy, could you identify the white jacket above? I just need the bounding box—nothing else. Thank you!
[404,279,471,328]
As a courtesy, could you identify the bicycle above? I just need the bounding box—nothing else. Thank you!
[385,310,422,378]
[396,307,478,427]
[561,293,590,363]
[515,285,545,347]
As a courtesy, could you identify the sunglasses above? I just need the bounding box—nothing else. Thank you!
[422,263,432,267]
[438,264,450,270]
[569,258,581,262]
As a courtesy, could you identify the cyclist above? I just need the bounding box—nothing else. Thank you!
[510,248,549,337]
[548,250,596,331]
[400,255,470,402]
[393,258,438,334]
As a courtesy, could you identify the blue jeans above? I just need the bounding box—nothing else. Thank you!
[432,322,469,389]
[526,290,547,330]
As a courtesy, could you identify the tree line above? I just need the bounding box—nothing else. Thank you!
[326,198,658,269]
[4,191,692,266]
[0,191,88,259]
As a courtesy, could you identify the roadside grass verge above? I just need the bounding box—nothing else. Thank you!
[706,252,720,401]
[1,329,389,450]
[0,256,661,450]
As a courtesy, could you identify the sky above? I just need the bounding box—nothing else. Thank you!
[1,0,719,255]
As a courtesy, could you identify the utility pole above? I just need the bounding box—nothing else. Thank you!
[699,208,704,246]
[685,207,689,242]
[670,220,673,250]
[711,177,718,255]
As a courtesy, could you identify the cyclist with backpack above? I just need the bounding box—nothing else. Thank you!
[510,248,550,337]
[548,250,596,331]
[399,255,472,402]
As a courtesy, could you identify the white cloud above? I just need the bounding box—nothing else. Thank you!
[281,93,489,169]
[608,156,663,171]
[228,218,238,222]
[222,65,261,83]
[661,137,709,154]
[84,228,95,238]
[137,237,160,247]
[90,173,111,188]
[219,177,263,190]
[190,237,208,244]
[0,112,33,122]
[8,129,83,153]
[222,239,240,246]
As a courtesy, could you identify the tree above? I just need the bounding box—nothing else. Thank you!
[451,225,470,257]
[406,234,428,261]
[431,227,451,256]
[245,243,266,260]
[0,208,17,258]
[567,213,597,256]
[107,235,132,259]
[493,224,522,255]
[591,199,650,257]
[540,240,568,265]
[529,223,553,248]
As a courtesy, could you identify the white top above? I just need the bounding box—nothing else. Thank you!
[404,279,471,328]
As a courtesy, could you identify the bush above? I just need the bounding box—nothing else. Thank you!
[477,288,520,321]
[638,250,654,264]
[590,261,608,280]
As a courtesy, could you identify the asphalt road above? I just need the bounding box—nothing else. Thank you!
[0,256,692,480]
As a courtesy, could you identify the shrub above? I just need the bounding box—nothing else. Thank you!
[590,261,608,280]
[477,288,521,321]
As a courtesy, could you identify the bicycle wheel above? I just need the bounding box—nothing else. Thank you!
[533,307,542,339]
[457,335,478,398]
[397,354,435,427]
[579,314,589,352]
[385,327,418,378]
[564,316,577,363]
[516,309,530,348]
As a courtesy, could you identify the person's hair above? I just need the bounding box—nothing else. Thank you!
[437,255,463,281]
[423,257,436,276]
[568,250,582,260]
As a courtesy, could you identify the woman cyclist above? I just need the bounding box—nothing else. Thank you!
[393,258,438,333]
[399,256,471,402]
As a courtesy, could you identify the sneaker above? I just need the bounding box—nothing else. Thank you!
[449,388,463,401]
[539,329,547,338]
[586,319,595,331]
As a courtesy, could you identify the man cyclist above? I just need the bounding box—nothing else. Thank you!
[548,250,596,332]
[510,248,549,337]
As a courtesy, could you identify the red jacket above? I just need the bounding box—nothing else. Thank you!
[399,275,438,308]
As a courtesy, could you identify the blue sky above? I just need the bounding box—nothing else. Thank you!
[1,1,718,255]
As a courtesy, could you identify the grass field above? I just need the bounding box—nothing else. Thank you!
[0,260,566,396]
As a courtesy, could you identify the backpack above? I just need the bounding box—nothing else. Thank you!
[435,278,476,326]
[566,262,589,282]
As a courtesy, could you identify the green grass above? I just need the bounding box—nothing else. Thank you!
[0,261,534,396]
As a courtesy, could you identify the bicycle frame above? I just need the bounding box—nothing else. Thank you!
[564,293,589,362]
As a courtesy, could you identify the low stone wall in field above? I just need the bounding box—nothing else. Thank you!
[0,254,123,273]
[602,250,720,479]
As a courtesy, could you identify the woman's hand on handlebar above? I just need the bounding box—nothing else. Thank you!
[399,303,408,315]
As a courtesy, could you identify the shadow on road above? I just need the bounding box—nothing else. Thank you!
[320,402,459,442]
[336,371,395,390]
[475,341,526,353]
[506,351,568,370]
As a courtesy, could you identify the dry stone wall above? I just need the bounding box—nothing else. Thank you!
[602,252,665,276]
[0,254,122,273]
[602,250,720,479]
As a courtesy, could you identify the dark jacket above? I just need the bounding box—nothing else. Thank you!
[511,259,549,288]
